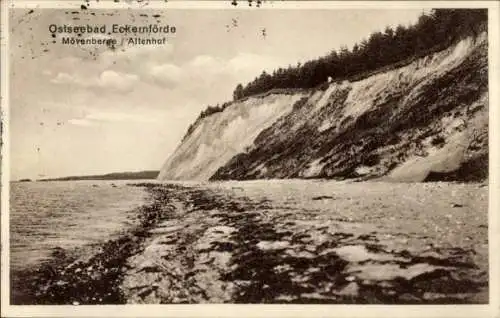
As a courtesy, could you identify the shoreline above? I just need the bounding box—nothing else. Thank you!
[10,181,489,304]
[10,183,167,305]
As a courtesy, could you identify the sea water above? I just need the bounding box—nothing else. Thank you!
[9,180,150,271]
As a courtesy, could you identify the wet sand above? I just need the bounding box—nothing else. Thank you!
[11,180,488,304]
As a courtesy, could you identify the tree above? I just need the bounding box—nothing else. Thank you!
[225,9,486,100]
[233,83,244,101]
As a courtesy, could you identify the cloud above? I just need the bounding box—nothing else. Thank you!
[189,55,224,73]
[97,70,138,91]
[68,110,161,127]
[181,53,285,86]
[50,43,289,112]
[148,63,184,86]
[100,43,174,66]
[228,53,283,76]
[86,111,156,123]
[51,72,77,85]
[51,70,139,92]
[68,118,93,126]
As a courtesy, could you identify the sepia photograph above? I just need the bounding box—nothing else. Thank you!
[1,0,499,317]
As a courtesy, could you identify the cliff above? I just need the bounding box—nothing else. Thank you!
[158,32,488,182]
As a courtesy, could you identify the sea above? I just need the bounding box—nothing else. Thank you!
[9,180,152,272]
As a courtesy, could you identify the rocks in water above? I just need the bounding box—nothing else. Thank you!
[256,241,290,251]
[149,225,183,235]
[337,282,359,297]
[194,226,237,252]
[137,260,161,273]
[345,275,356,282]
[333,244,404,263]
[285,248,316,259]
[346,263,444,281]
[19,182,485,305]
[311,195,335,201]
[209,225,237,235]
[399,293,421,302]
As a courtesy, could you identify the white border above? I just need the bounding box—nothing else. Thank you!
[1,0,12,315]
[1,1,499,317]
[488,2,500,317]
[7,0,500,9]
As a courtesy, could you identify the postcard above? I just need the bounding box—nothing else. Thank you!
[1,1,499,317]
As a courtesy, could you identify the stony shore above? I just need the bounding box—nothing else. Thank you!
[11,181,489,304]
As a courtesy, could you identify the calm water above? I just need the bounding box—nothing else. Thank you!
[10,180,151,271]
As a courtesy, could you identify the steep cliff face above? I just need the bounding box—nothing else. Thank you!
[158,33,488,182]
[157,92,308,181]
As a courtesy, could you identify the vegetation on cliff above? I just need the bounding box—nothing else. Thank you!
[182,9,486,143]
[162,8,488,182]
[233,9,487,99]
[210,32,488,181]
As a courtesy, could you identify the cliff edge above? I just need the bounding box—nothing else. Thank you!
[158,32,488,182]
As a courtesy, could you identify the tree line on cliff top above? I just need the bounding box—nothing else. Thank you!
[233,9,487,100]
[183,9,486,141]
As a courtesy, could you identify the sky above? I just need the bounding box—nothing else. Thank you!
[9,6,424,180]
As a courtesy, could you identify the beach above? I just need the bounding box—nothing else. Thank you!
[11,180,488,304]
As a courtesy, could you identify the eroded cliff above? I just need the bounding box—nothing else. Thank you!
[158,33,488,182]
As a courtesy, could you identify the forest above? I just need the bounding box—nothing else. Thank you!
[184,9,487,140]
[233,9,487,99]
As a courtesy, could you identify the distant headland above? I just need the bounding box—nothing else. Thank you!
[17,170,160,182]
